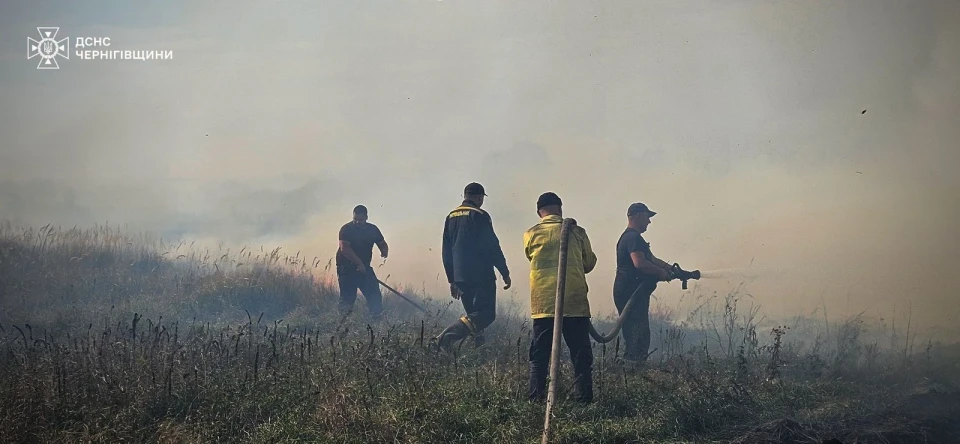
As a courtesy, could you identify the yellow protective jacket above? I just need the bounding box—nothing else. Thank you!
[523,215,598,319]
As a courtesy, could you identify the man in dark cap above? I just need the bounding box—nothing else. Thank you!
[523,192,597,403]
[436,182,511,349]
[336,205,389,319]
[614,202,675,363]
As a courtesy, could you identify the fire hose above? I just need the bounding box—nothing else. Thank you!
[587,262,700,343]
[540,218,575,444]
[541,218,700,443]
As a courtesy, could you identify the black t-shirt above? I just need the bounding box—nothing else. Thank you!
[336,221,384,268]
[616,228,652,274]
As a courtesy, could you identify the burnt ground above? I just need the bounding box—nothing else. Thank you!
[734,390,960,444]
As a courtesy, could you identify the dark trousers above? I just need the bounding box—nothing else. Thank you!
[337,266,383,318]
[613,273,657,361]
[437,281,496,347]
[529,317,594,403]
[457,280,497,331]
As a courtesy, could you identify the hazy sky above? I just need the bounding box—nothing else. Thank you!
[2,1,958,339]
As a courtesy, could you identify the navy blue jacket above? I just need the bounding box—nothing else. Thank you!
[442,200,510,284]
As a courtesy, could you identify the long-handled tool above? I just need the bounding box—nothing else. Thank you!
[376,279,427,313]
[541,217,575,444]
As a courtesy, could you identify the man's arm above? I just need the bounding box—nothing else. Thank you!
[578,228,598,274]
[338,225,365,268]
[625,235,670,281]
[523,230,533,262]
[630,252,670,280]
[441,219,454,283]
[480,214,511,286]
[338,241,366,268]
[649,254,672,271]
[374,226,388,258]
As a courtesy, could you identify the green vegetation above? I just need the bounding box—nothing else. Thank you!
[1,223,958,443]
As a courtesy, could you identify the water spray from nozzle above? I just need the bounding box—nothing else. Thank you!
[668,265,765,290]
[696,267,762,280]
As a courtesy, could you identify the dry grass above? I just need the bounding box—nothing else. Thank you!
[1,222,958,443]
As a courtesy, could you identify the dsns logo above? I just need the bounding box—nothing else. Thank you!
[27,27,69,69]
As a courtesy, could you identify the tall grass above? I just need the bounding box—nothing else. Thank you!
[1,222,958,443]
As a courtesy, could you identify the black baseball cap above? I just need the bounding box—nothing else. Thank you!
[464,182,487,196]
[536,192,562,209]
[353,205,368,215]
[627,202,656,217]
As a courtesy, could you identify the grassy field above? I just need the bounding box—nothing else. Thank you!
[1,223,958,443]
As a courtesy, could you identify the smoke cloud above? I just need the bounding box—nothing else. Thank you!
[1,0,958,339]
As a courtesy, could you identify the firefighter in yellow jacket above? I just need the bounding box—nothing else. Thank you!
[523,192,598,403]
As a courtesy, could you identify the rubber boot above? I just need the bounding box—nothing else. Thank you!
[529,361,548,402]
[473,330,486,348]
[573,371,594,404]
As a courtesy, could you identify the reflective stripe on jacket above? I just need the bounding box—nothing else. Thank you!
[523,215,597,318]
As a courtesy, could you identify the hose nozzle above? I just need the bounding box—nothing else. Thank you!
[670,263,701,290]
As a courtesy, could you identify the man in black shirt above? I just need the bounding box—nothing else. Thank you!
[336,205,389,319]
[614,202,675,362]
[435,182,511,349]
